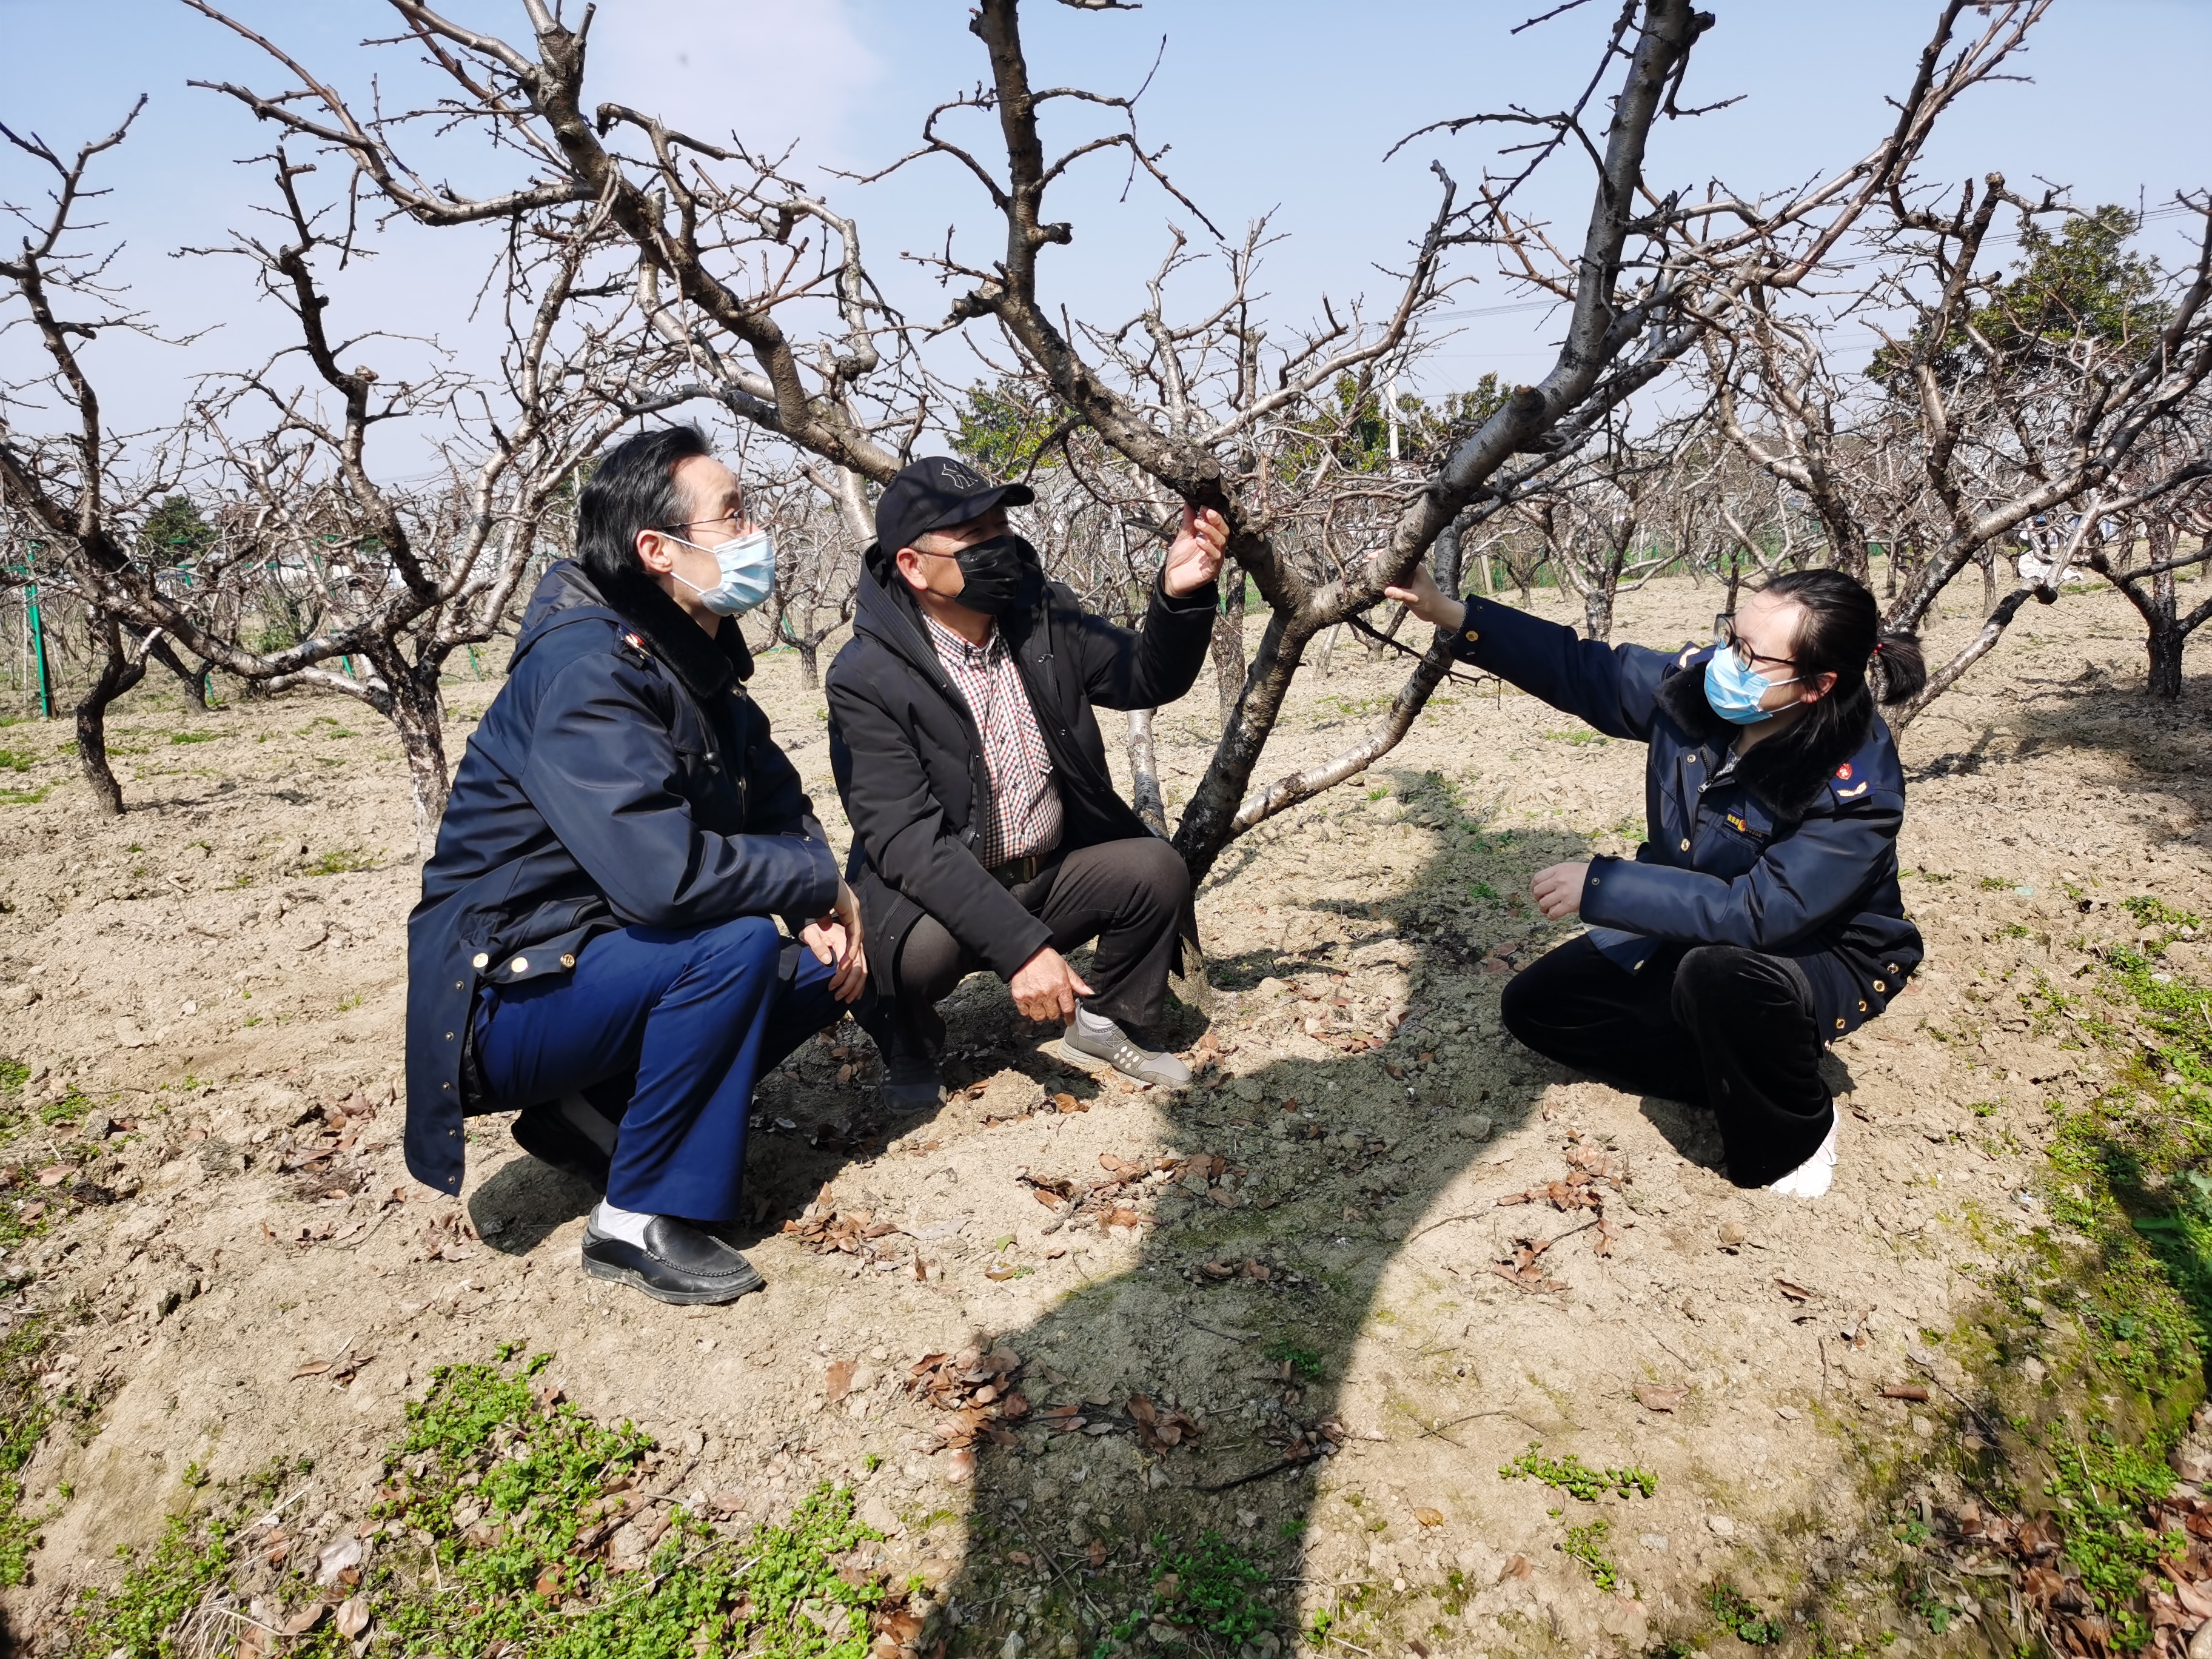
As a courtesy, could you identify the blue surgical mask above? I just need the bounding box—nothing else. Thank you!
[1703,647,1797,725]
[668,528,776,617]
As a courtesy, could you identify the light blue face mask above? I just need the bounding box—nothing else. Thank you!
[668,527,776,617]
[1703,646,1797,725]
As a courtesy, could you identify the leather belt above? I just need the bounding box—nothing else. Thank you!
[990,853,1048,888]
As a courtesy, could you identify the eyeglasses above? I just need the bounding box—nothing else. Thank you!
[655,514,746,536]
[1716,614,1798,674]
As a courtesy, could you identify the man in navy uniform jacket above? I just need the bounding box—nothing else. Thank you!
[404,426,865,1304]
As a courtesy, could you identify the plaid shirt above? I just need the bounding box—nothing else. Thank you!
[921,612,1062,869]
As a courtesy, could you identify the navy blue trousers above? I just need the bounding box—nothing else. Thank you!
[471,916,843,1219]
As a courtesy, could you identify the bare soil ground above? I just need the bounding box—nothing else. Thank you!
[1,572,2210,1658]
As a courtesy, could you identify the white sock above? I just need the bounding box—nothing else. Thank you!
[1073,1003,1120,1039]
[591,1198,653,1246]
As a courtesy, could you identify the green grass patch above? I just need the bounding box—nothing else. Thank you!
[1956,934,2212,1643]
[56,1349,893,1659]
[167,731,218,745]
[0,1314,59,1588]
[1540,727,1607,747]
[0,749,33,773]
[2123,894,2202,935]
[1498,1442,1656,1501]
[304,848,376,876]
[0,787,49,806]
[1705,1581,1783,1645]
[1560,1515,1618,1591]
[1262,1337,1323,1383]
[1145,1531,1274,1647]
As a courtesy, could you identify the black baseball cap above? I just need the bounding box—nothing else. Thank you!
[874,455,1034,555]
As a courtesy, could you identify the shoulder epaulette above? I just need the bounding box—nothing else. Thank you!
[615,630,654,670]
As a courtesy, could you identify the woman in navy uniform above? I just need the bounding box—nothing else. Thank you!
[1383,564,1928,1197]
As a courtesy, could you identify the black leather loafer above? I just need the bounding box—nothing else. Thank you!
[511,1101,612,1195]
[581,1215,765,1305]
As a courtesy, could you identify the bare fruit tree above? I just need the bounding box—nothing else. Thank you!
[0,107,642,839]
[1690,72,2212,728]
[184,0,2123,875]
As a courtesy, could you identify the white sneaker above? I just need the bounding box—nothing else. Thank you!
[1766,1116,1839,1199]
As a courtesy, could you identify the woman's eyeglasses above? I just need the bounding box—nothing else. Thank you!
[1715,614,1798,674]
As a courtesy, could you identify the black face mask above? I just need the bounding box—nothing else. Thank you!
[950,533,1030,617]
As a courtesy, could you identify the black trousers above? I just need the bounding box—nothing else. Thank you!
[888,836,1191,1055]
[1499,934,1833,1187]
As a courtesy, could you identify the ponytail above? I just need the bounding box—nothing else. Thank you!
[1869,631,1927,706]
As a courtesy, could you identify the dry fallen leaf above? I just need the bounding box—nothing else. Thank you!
[1718,1222,1747,1246]
[1880,1383,1931,1403]
[333,1598,370,1640]
[1053,1093,1086,1114]
[1633,1384,1689,1413]
[945,1447,976,1484]
[825,1359,857,1405]
[281,1605,326,1636]
[1087,1538,1108,1569]
[1500,1553,1533,1581]
[1774,1278,1814,1302]
[1414,1507,1444,1529]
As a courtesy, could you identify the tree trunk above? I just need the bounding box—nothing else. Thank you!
[380,657,452,856]
[2148,552,2181,699]
[1210,575,1246,725]
[1124,707,1167,837]
[74,612,147,816]
[1312,624,1339,682]
[1582,584,1615,642]
[796,638,821,689]
[2147,620,2185,700]
[1980,549,1997,614]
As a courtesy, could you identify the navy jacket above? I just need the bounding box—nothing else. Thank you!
[1451,595,1923,1041]
[825,543,1213,993]
[403,562,839,1195]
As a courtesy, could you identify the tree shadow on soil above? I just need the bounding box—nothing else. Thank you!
[904,803,1634,1656]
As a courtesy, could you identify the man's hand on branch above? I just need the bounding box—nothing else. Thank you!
[1009,945,1094,1024]
[802,878,869,1004]
[1162,503,1229,597]
[1380,557,1469,634]
[1531,861,1590,922]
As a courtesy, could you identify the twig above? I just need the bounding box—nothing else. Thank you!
[1416,1408,1537,1443]
[1407,1210,1488,1243]
[1186,1320,1250,1345]
[1911,1363,2003,1444]
[1195,1454,1321,1494]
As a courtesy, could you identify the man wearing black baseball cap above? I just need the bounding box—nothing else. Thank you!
[826,455,1228,1107]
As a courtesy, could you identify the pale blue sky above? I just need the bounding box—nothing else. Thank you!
[2,1,2207,466]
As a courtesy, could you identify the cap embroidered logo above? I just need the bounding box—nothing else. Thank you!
[939,460,983,492]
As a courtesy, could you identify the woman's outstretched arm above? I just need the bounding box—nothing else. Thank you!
[1385,560,1672,741]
